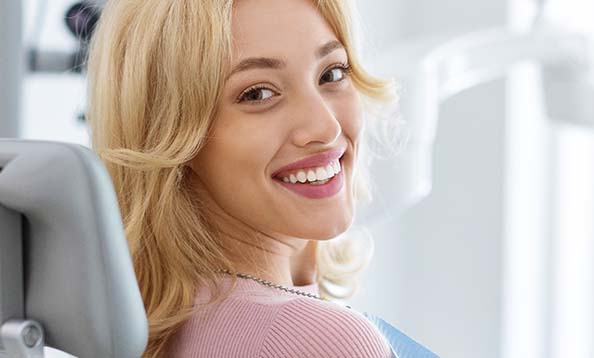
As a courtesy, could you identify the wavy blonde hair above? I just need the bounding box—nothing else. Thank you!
[86,0,397,356]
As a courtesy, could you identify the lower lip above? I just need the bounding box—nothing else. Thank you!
[274,168,344,199]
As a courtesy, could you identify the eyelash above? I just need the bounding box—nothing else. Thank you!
[236,62,353,105]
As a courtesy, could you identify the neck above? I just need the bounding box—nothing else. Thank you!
[190,175,318,287]
[222,235,317,287]
[290,240,318,286]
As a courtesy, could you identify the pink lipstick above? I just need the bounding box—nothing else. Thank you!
[276,168,344,199]
[272,149,346,199]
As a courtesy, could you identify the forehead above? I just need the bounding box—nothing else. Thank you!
[231,0,339,62]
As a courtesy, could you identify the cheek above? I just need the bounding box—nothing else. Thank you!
[190,115,285,200]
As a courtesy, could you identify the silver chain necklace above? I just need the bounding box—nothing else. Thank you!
[213,269,326,301]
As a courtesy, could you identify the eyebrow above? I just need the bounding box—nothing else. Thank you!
[226,40,345,80]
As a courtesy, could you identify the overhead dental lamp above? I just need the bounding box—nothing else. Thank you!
[357,24,594,224]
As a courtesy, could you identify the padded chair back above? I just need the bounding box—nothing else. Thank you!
[0,139,147,357]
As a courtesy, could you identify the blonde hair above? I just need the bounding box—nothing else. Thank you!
[86,0,397,356]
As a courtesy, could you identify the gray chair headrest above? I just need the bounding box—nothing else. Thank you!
[0,139,147,357]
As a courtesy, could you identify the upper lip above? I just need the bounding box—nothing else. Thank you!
[271,148,346,179]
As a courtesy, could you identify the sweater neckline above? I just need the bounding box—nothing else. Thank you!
[217,274,320,296]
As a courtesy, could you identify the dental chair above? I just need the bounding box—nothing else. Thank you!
[0,139,148,358]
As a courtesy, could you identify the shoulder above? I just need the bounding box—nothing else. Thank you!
[258,297,393,358]
[166,294,288,358]
[167,287,392,358]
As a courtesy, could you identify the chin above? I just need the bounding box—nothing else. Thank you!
[292,209,354,240]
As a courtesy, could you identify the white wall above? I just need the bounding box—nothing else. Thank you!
[21,0,89,146]
[352,1,507,357]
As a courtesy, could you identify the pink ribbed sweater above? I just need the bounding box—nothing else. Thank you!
[166,275,393,358]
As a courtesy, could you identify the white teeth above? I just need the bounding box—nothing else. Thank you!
[297,171,307,183]
[332,160,341,174]
[309,178,330,186]
[316,167,328,181]
[279,158,342,183]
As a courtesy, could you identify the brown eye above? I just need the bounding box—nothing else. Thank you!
[237,86,277,104]
[319,64,351,85]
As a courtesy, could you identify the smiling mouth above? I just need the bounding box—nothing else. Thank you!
[272,156,345,199]
[273,157,343,185]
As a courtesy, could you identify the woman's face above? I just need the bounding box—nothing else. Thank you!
[189,0,362,242]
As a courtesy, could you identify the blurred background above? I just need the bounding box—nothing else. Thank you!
[1,0,593,357]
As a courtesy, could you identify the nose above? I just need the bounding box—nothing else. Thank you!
[290,92,342,147]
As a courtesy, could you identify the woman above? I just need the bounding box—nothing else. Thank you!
[87,0,435,357]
